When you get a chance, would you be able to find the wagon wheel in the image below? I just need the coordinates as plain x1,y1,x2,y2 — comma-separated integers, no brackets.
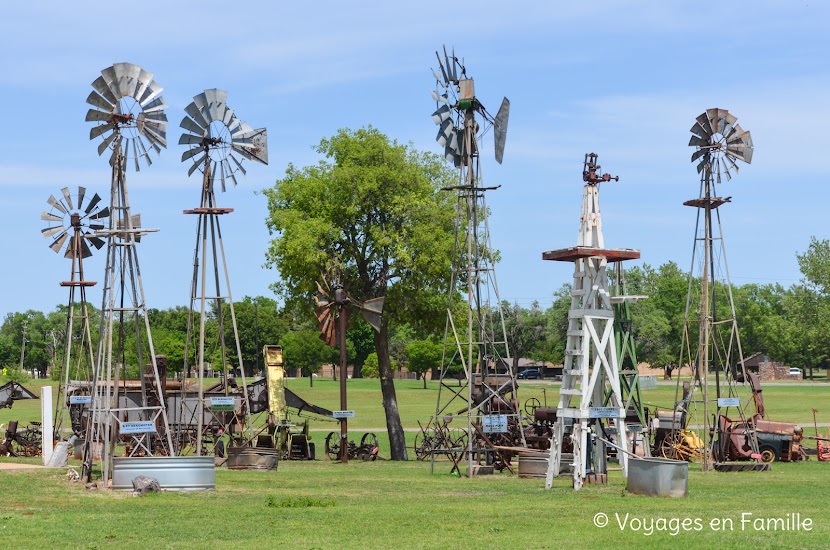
360,432,378,450
414,432,434,461
325,431,341,461
524,398,541,417
659,434,677,459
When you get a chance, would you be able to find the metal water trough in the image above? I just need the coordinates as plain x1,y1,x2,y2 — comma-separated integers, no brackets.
226,446,279,470
112,456,215,491
626,456,688,497
518,451,573,478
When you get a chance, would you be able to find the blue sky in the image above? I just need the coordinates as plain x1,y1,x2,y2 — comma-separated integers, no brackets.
1,1,828,320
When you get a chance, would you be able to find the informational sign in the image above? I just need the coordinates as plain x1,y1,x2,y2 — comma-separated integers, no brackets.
718,397,740,408
589,407,621,419
120,421,156,434
626,423,643,433
332,410,356,419
69,395,92,405
210,396,235,411
483,414,509,433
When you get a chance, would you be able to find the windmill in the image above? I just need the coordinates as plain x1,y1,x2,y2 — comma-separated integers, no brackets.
542,153,638,490
314,274,384,463
430,47,521,476
82,62,174,482
41,186,109,441
178,89,268,456
676,108,763,471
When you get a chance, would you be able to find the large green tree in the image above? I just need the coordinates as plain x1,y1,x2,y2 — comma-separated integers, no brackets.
263,127,457,460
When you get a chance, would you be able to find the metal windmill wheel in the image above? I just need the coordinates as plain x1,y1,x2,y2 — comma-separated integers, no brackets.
689,108,753,183
41,186,109,259
179,89,268,192
431,46,510,167
85,62,168,169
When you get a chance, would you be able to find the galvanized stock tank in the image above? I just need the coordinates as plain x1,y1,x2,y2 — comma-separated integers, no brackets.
112,456,215,491
626,456,688,497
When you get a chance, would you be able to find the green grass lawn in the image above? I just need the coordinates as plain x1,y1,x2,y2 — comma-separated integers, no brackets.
2,376,830,548
1,457,828,549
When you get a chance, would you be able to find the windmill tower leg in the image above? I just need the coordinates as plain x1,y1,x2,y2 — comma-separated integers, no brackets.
544,154,635,490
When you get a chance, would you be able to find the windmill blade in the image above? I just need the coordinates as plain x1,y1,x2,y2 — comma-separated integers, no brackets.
136,136,153,168
229,152,247,176
436,119,453,146
218,160,227,193
85,193,102,215
90,206,110,220
77,186,86,211
204,89,229,124
66,237,93,259
435,51,449,85
142,96,168,115
41,225,64,238
688,136,709,148
431,91,450,104
138,80,164,107
61,187,73,210
97,131,117,156
184,102,209,130
47,194,68,214
432,104,451,125
134,68,155,105
91,75,117,105
86,91,114,112
49,231,69,253
180,116,207,136
86,109,113,123
89,123,115,140
691,149,707,163
317,305,337,347
695,113,713,138
181,146,204,162
445,146,461,167
494,97,510,165
689,121,709,140
112,62,141,99
41,211,63,223
188,154,207,176
83,232,106,250
142,124,167,148
179,133,206,146
316,280,330,300
88,222,105,231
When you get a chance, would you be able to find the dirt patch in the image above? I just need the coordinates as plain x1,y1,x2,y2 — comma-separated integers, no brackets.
0,462,43,470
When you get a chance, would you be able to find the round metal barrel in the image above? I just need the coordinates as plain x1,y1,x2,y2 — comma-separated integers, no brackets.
226,446,279,471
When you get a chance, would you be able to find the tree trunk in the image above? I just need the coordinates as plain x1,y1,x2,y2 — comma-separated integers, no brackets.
375,323,408,460
423,375,427,390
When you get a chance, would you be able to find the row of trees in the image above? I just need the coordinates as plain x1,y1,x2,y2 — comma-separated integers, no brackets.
4,128,829,460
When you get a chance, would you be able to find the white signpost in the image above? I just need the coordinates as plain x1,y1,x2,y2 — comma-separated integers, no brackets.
41,386,53,466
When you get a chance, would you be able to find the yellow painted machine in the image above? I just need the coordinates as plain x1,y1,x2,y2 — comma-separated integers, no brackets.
247,345,333,460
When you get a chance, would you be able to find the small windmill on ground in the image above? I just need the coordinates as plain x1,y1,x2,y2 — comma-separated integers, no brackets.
429,47,521,476
177,88,268,456
314,272,384,463
82,62,174,482
676,108,763,472
542,153,638,490
41,187,109,440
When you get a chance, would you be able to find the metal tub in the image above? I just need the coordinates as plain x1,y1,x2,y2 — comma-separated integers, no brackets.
226,447,279,470
518,451,573,478
112,456,215,491
626,456,688,497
